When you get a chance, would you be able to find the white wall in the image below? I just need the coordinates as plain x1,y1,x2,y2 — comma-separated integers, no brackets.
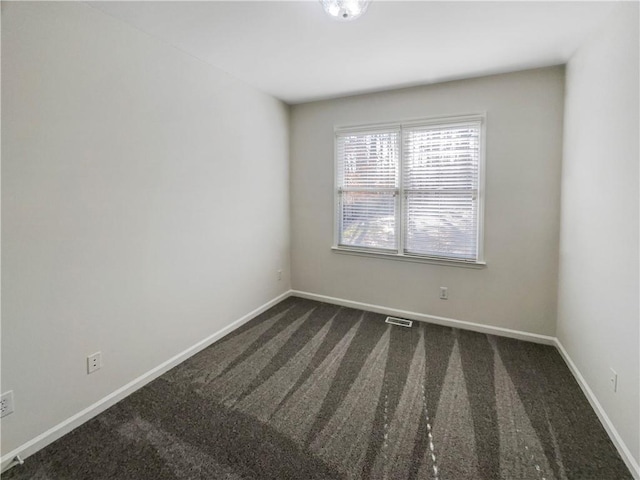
290,67,564,336
558,2,639,471
1,2,290,456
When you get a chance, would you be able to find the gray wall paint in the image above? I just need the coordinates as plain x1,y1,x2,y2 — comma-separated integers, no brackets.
1,2,290,455
290,67,564,336
558,3,639,466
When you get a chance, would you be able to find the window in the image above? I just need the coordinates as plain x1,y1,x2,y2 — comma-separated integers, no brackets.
334,115,485,265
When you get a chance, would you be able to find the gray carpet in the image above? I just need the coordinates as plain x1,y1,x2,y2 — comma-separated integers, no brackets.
3,297,633,479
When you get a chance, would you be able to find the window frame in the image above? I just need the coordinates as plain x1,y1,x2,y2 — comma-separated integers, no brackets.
332,113,487,268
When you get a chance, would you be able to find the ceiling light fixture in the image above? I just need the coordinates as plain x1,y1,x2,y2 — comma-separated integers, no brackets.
320,0,370,21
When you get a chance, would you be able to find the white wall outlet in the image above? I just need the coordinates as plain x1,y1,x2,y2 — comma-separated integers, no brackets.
277,269,282,281
609,368,618,393
439,287,449,300
87,352,102,374
1,391,15,418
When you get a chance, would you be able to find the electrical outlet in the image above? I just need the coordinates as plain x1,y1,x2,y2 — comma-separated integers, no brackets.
1,391,14,418
609,368,618,393
439,287,448,300
277,269,282,281
87,352,102,374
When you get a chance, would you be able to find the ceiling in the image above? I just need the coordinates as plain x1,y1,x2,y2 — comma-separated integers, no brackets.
90,1,617,104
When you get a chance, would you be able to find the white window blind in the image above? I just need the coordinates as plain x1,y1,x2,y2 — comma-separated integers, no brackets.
336,130,399,251
403,122,481,260
335,116,484,264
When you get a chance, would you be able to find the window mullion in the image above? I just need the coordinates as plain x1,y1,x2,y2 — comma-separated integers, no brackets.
397,127,405,254
336,189,344,247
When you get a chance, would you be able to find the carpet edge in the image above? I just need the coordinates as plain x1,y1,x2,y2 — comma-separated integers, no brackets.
555,338,640,480
0,289,295,474
291,289,638,479
290,290,556,345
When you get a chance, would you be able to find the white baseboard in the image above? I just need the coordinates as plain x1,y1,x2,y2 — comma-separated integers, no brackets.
291,290,556,345
554,339,640,480
4,289,637,480
0,290,292,473
292,290,638,478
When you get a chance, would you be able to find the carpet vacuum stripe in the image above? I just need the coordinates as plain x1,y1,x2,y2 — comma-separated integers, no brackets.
4,296,633,480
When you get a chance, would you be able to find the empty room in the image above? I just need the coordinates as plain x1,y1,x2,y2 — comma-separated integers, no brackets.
1,1,638,479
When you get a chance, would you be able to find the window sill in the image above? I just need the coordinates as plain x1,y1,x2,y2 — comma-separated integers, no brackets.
331,246,487,269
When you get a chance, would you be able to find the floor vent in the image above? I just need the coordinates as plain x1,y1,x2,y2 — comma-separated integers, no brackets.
385,316,413,328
